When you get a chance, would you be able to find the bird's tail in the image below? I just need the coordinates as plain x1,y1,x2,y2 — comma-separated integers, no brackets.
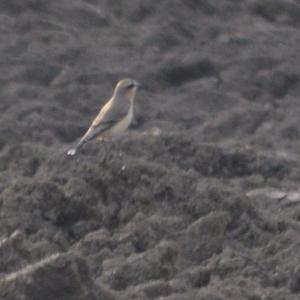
67,147,77,156
67,139,85,156
67,126,100,156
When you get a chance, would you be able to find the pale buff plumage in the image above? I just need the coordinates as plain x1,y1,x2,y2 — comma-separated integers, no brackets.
67,78,140,156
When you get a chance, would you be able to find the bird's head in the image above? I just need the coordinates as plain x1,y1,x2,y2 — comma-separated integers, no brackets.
113,78,141,103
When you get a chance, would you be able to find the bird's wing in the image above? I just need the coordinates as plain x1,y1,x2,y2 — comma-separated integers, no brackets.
91,98,129,130
73,98,129,149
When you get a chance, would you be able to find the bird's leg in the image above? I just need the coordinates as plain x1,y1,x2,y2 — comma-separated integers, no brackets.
99,139,109,162
108,138,123,158
107,139,115,161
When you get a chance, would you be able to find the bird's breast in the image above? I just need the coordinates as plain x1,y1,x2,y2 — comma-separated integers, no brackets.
110,104,134,136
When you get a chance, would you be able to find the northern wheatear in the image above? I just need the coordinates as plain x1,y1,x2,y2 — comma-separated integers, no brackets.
67,78,141,156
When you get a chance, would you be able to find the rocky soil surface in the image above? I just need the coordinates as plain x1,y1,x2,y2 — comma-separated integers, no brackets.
1,1,300,299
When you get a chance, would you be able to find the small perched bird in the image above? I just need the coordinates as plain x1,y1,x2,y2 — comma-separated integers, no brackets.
67,78,141,156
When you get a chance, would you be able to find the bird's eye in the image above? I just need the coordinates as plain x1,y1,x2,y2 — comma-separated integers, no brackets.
125,83,134,89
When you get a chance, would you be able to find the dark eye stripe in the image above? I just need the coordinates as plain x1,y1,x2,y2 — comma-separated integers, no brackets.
126,83,134,89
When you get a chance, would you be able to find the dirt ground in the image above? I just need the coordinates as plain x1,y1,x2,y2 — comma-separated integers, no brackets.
1,1,300,299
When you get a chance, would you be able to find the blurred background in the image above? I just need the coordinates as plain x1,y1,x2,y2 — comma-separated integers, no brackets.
1,1,300,299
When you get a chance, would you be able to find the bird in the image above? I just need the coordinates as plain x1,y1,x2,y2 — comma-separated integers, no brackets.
67,78,141,156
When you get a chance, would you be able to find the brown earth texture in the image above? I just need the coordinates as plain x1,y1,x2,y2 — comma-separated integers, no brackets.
1,0,300,299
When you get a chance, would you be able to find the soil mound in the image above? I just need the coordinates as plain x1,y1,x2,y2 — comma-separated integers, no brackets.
1,1,300,299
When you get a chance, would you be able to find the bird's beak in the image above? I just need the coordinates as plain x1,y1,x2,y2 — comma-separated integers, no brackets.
134,81,143,89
